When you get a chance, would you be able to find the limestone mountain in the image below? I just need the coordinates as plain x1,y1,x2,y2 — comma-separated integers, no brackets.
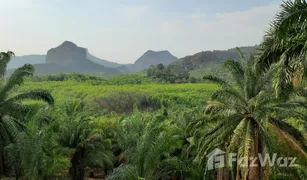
34,41,121,75
7,41,257,77
131,50,178,71
46,41,87,64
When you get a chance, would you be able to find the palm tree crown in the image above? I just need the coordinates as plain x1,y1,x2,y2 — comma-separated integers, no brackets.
259,0,307,94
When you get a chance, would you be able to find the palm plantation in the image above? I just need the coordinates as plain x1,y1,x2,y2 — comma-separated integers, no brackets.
2,0,307,179
57,101,114,180
107,111,181,180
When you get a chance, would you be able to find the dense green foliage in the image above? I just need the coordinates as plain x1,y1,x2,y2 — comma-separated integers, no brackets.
259,0,307,97
0,51,54,179
146,64,199,83
29,72,152,85
198,50,307,179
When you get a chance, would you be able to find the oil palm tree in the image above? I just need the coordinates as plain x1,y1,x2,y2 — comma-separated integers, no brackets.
5,106,70,180
0,51,54,176
259,0,307,95
193,49,307,180
57,101,114,180
107,110,182,180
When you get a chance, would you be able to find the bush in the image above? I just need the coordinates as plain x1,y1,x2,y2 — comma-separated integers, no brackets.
95,91,157,114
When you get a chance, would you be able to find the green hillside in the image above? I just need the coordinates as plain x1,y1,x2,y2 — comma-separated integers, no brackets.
167,46,258,75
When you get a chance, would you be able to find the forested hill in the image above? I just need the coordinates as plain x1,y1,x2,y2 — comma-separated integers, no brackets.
167,46,258,76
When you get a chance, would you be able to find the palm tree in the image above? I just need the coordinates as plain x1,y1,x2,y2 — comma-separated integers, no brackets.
107,110,182,180
0,51,54,176
259,0,307,95
57,101,114,180
5,106,70,180
192,49,307,180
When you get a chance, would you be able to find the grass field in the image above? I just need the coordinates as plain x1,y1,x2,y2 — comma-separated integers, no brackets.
19,81,218,108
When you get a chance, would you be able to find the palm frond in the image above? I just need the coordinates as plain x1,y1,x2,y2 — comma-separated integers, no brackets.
0,51,14,78
274,0,307,37
203,75,229,87
270,122,307,157
222,59,244,89
6,89,54,105
269,118,307,153
0,64,34,100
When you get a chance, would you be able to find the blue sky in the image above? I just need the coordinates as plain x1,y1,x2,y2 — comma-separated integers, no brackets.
1,0,281,63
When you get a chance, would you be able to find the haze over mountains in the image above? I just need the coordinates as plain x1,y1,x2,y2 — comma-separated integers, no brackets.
8,41,178,74
8,41,257,75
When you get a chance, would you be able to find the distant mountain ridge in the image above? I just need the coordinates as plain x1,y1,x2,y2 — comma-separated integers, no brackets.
8,41,178,74
7,41,257,76
8,55,45,69
166,46,258,78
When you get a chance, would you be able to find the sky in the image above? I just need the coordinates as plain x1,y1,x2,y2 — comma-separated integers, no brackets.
1,0,282,63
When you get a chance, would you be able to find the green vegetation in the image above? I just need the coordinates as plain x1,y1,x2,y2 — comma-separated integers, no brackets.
0,51,54,179
146,64,195,83
19,81,216,113
2,1,307,180
198,50,307,179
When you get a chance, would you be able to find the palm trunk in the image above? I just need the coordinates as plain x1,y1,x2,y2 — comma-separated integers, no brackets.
217,153,229,180
70,149,85,180
217,168,227,180
248,124,261,180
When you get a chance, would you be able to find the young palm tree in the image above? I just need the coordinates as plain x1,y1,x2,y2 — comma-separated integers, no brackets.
259,0,307,94
107,110,182,180
57,101,114,180
0,51,54,176
6,106,70,180
193,49,307,180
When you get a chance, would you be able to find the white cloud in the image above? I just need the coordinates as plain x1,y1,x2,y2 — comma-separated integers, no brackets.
156,4,279,58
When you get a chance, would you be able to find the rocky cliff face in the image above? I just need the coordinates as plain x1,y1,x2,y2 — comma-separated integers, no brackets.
33,41,122,75
46,41,87,64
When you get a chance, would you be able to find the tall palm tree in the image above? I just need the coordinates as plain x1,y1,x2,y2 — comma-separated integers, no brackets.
193,49,307,180
0,51,54,176
57,101,114,180
259,0,307,95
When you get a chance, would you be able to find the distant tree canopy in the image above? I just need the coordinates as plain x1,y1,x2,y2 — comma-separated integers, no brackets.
29,72,151,85
146,64,198,83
